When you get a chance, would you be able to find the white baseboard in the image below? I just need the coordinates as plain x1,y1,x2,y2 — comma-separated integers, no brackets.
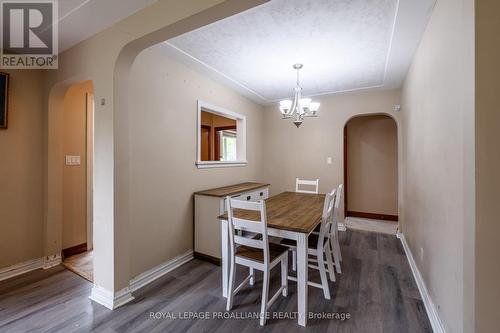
129,250,193,292
397,232,445,333
89,285,134,310
0,253,62,282
0,258,44,281
89,250,193,310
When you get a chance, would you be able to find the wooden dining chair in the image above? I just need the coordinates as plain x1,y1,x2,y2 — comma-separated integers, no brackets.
281,188,336,299
226,197,289,326
310,183,344,277
295,178,319,194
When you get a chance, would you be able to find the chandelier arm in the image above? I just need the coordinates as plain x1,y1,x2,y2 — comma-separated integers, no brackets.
288,88,298,116
289,105,294,116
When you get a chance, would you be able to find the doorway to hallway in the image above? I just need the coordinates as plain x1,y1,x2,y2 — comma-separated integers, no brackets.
344,114,398,232
60,81,95,282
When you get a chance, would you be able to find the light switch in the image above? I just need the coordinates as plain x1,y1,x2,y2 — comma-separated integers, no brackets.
65,155,81,166
327,157,333,165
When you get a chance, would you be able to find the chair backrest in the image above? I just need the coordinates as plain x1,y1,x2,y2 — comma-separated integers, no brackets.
317,188,336,250
226,197,270,263
333,184,343,223
295,178,319,194
334,184,343,209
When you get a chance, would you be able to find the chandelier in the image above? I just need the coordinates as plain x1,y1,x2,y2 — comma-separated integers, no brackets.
279,64,320,127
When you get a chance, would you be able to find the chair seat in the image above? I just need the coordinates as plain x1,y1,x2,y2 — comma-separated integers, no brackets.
280,234,321,249
236,243,288,263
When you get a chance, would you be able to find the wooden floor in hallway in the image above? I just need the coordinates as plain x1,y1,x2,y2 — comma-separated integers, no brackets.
345,217,399,235
0,230,432,333
62,251,93,282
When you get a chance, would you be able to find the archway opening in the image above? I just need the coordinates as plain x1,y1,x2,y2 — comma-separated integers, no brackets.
344,114,398,234
60,80,94,282
46,79,94,281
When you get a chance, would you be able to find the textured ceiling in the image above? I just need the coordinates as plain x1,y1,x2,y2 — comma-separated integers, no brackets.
164,0,436,104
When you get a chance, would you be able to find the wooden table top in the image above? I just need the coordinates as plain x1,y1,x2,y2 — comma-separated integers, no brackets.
218,191,325,234
194,182,270,197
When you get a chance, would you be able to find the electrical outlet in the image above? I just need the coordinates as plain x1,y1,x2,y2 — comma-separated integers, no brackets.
327,157,333,165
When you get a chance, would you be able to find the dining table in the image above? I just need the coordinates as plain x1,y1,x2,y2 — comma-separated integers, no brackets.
218,191,326,327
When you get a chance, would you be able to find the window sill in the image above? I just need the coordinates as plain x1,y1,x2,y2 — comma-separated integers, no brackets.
196,160,248,169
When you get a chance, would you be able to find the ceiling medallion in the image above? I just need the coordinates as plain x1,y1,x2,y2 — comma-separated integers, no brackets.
279,64,320,127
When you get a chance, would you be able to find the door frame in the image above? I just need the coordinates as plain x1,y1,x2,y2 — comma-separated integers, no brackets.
344,125,348,216
214,125,237,161
86,92,94,250
200,125,212,160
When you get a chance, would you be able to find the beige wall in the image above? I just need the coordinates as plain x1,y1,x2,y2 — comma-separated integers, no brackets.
475,0,500,331
400,0,475,331
127,45,265,278
262,90,401,207
346,115,398,216
62,81,93,249
0,70,45,268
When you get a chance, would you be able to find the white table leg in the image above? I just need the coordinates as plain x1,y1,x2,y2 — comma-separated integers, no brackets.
296,233,308,327
221,219,229,298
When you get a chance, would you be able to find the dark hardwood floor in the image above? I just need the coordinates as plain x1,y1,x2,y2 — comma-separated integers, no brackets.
0,230,432,333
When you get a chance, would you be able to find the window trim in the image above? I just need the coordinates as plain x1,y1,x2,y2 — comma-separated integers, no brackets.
196,100,247,169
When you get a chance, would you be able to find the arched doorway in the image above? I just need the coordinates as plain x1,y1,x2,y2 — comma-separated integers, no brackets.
46,79,94,281
344,114,398,233
59,81,95,282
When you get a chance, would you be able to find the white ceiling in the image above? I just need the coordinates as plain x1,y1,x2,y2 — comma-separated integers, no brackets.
162,0,436,104
58,0,156,52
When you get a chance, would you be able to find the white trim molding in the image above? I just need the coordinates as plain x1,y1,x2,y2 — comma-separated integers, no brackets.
196,100,247,168
89,285,134,310
196,161,248,169
89,251,194,310
0,258,44,281
397,232,446,333
129,250,193,292
0,253,62,282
